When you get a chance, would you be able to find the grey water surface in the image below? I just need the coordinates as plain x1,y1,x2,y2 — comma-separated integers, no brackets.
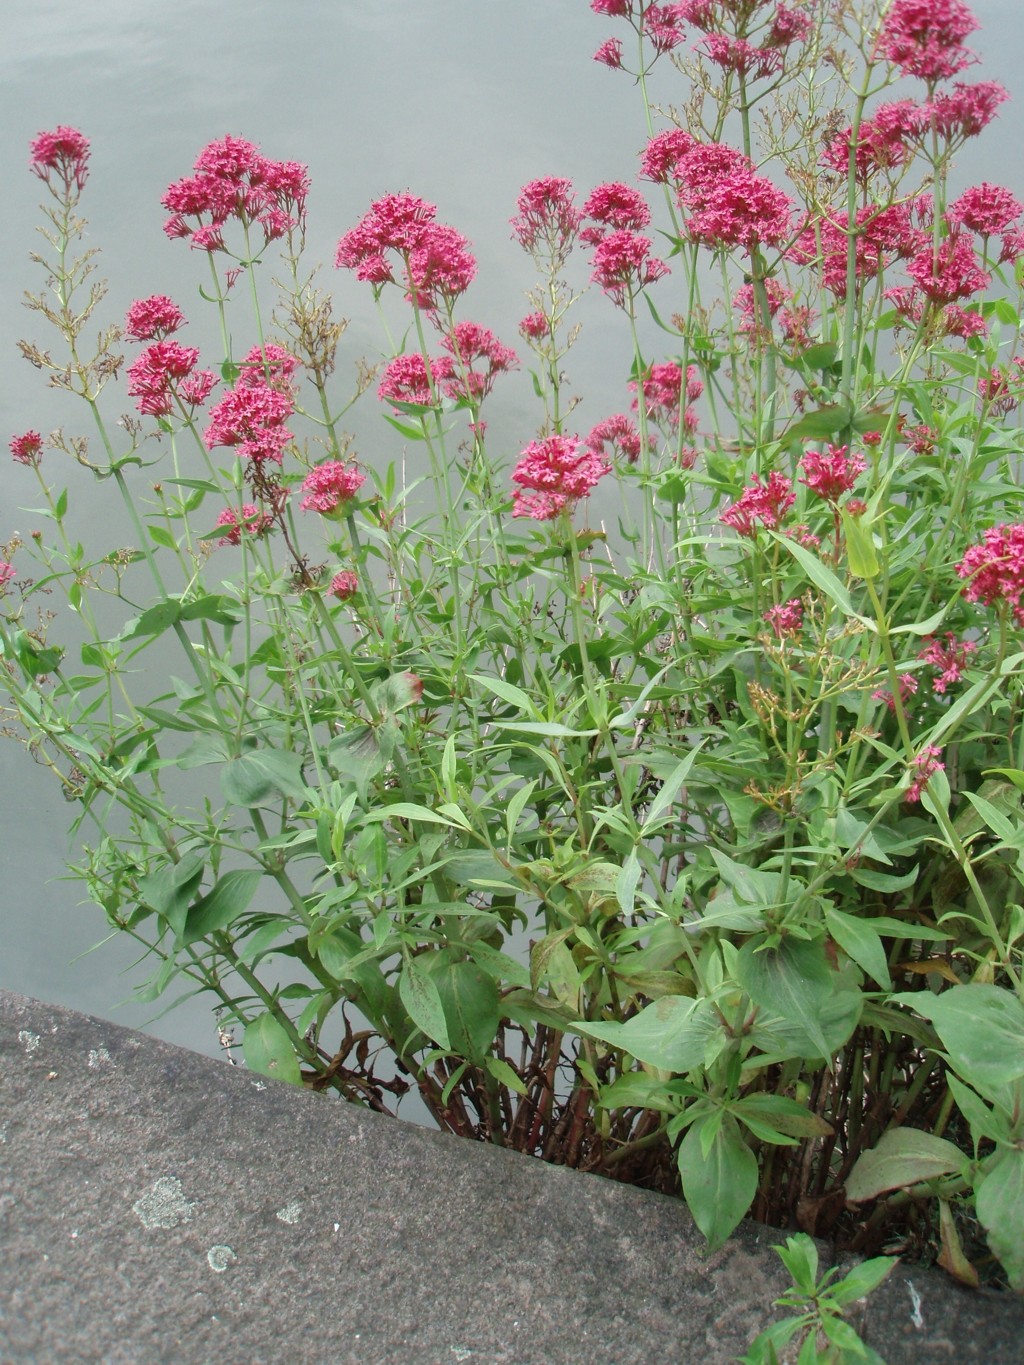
2,0,1022,1058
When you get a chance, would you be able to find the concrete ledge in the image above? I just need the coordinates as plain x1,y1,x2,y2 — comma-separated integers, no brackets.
1,990,1021,1364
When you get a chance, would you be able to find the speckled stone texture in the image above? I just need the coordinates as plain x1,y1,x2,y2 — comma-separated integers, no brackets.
1,990,1022,1364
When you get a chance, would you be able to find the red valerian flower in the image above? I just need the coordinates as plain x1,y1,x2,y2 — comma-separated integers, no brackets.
378,354,438,408
215,503,274,546
594,38,624,68
10,431,43,467
917,633,977,692
701,35,782,80
204,383,294,463
906,230,989,304
800,444,867,502
519,311,550,342
237,343,301,394
432,322,518,403
124,296,186,342
336,192,475,309
299,461,365,516
873,673,919,713
764,599,804,637
948,183,1023,236
0,561,15,589
675,143,795,250
580,183,652,245
589,230,670,302
877,0,978,82
329,570,359,602
820,102,919,181
511,178,582,264
639,130,697,189
126,341,202,417
957,523,1024,620
29,126,90,192
591,0,631,14
162,135,309,252
720,472,795,537
511,434,609,520
586,414,646,464
643,3,688,54
630,361,702,434
919,81,1008,141
906,746,944,803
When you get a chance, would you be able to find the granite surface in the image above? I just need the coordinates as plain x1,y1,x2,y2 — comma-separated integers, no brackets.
2,990,1022,1364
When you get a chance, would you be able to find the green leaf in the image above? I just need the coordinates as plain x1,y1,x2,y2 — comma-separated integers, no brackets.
841,506,879,579
120,601,182,640
484,1054,528,1096
468,940,531,990
845,1127,968,1202
242,1011,302,1085
677,1112,758,1249
436,960,499,1062
329,724,384,799
148,524,178,551
179,593,242,626
732,1094,833,1142
576,996,720,1073
770,532,861,619
364,801,468,827
783,403,853,442
827,1255,898,1308
896,984,1024,1094
976,1148,1024,1290
399,955,451,1049
222,748,307,806
735,937,836,1061
826,906,892,989
183,868,261,943
470,673,537,715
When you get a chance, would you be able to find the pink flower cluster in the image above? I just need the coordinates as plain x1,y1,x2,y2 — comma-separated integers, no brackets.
674,142,795,251
800,444,867,503
720,472,795,537
511,178,582,265
378,354,436,408
215,504,274,546
590,2,687,66
917,633,976,693
29,126,90,193
237,343,301,395
330,570,359,602
586,414,646,465
10,432,43,467
957,524,1024,621
433,323,519,404
906,746,945,803
511,434,609,520
764,599,804,638
124,296,186,342
126,340,215,418
300,461,365,516
873,673,919,714
735,279,815,349
630,361,702,436
790,202,917,298
590,230,670,303
0,561,16,589
877,0,978,83
579,180,667,302
336,192,475,311
162,135,309,252
205,382,294,463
